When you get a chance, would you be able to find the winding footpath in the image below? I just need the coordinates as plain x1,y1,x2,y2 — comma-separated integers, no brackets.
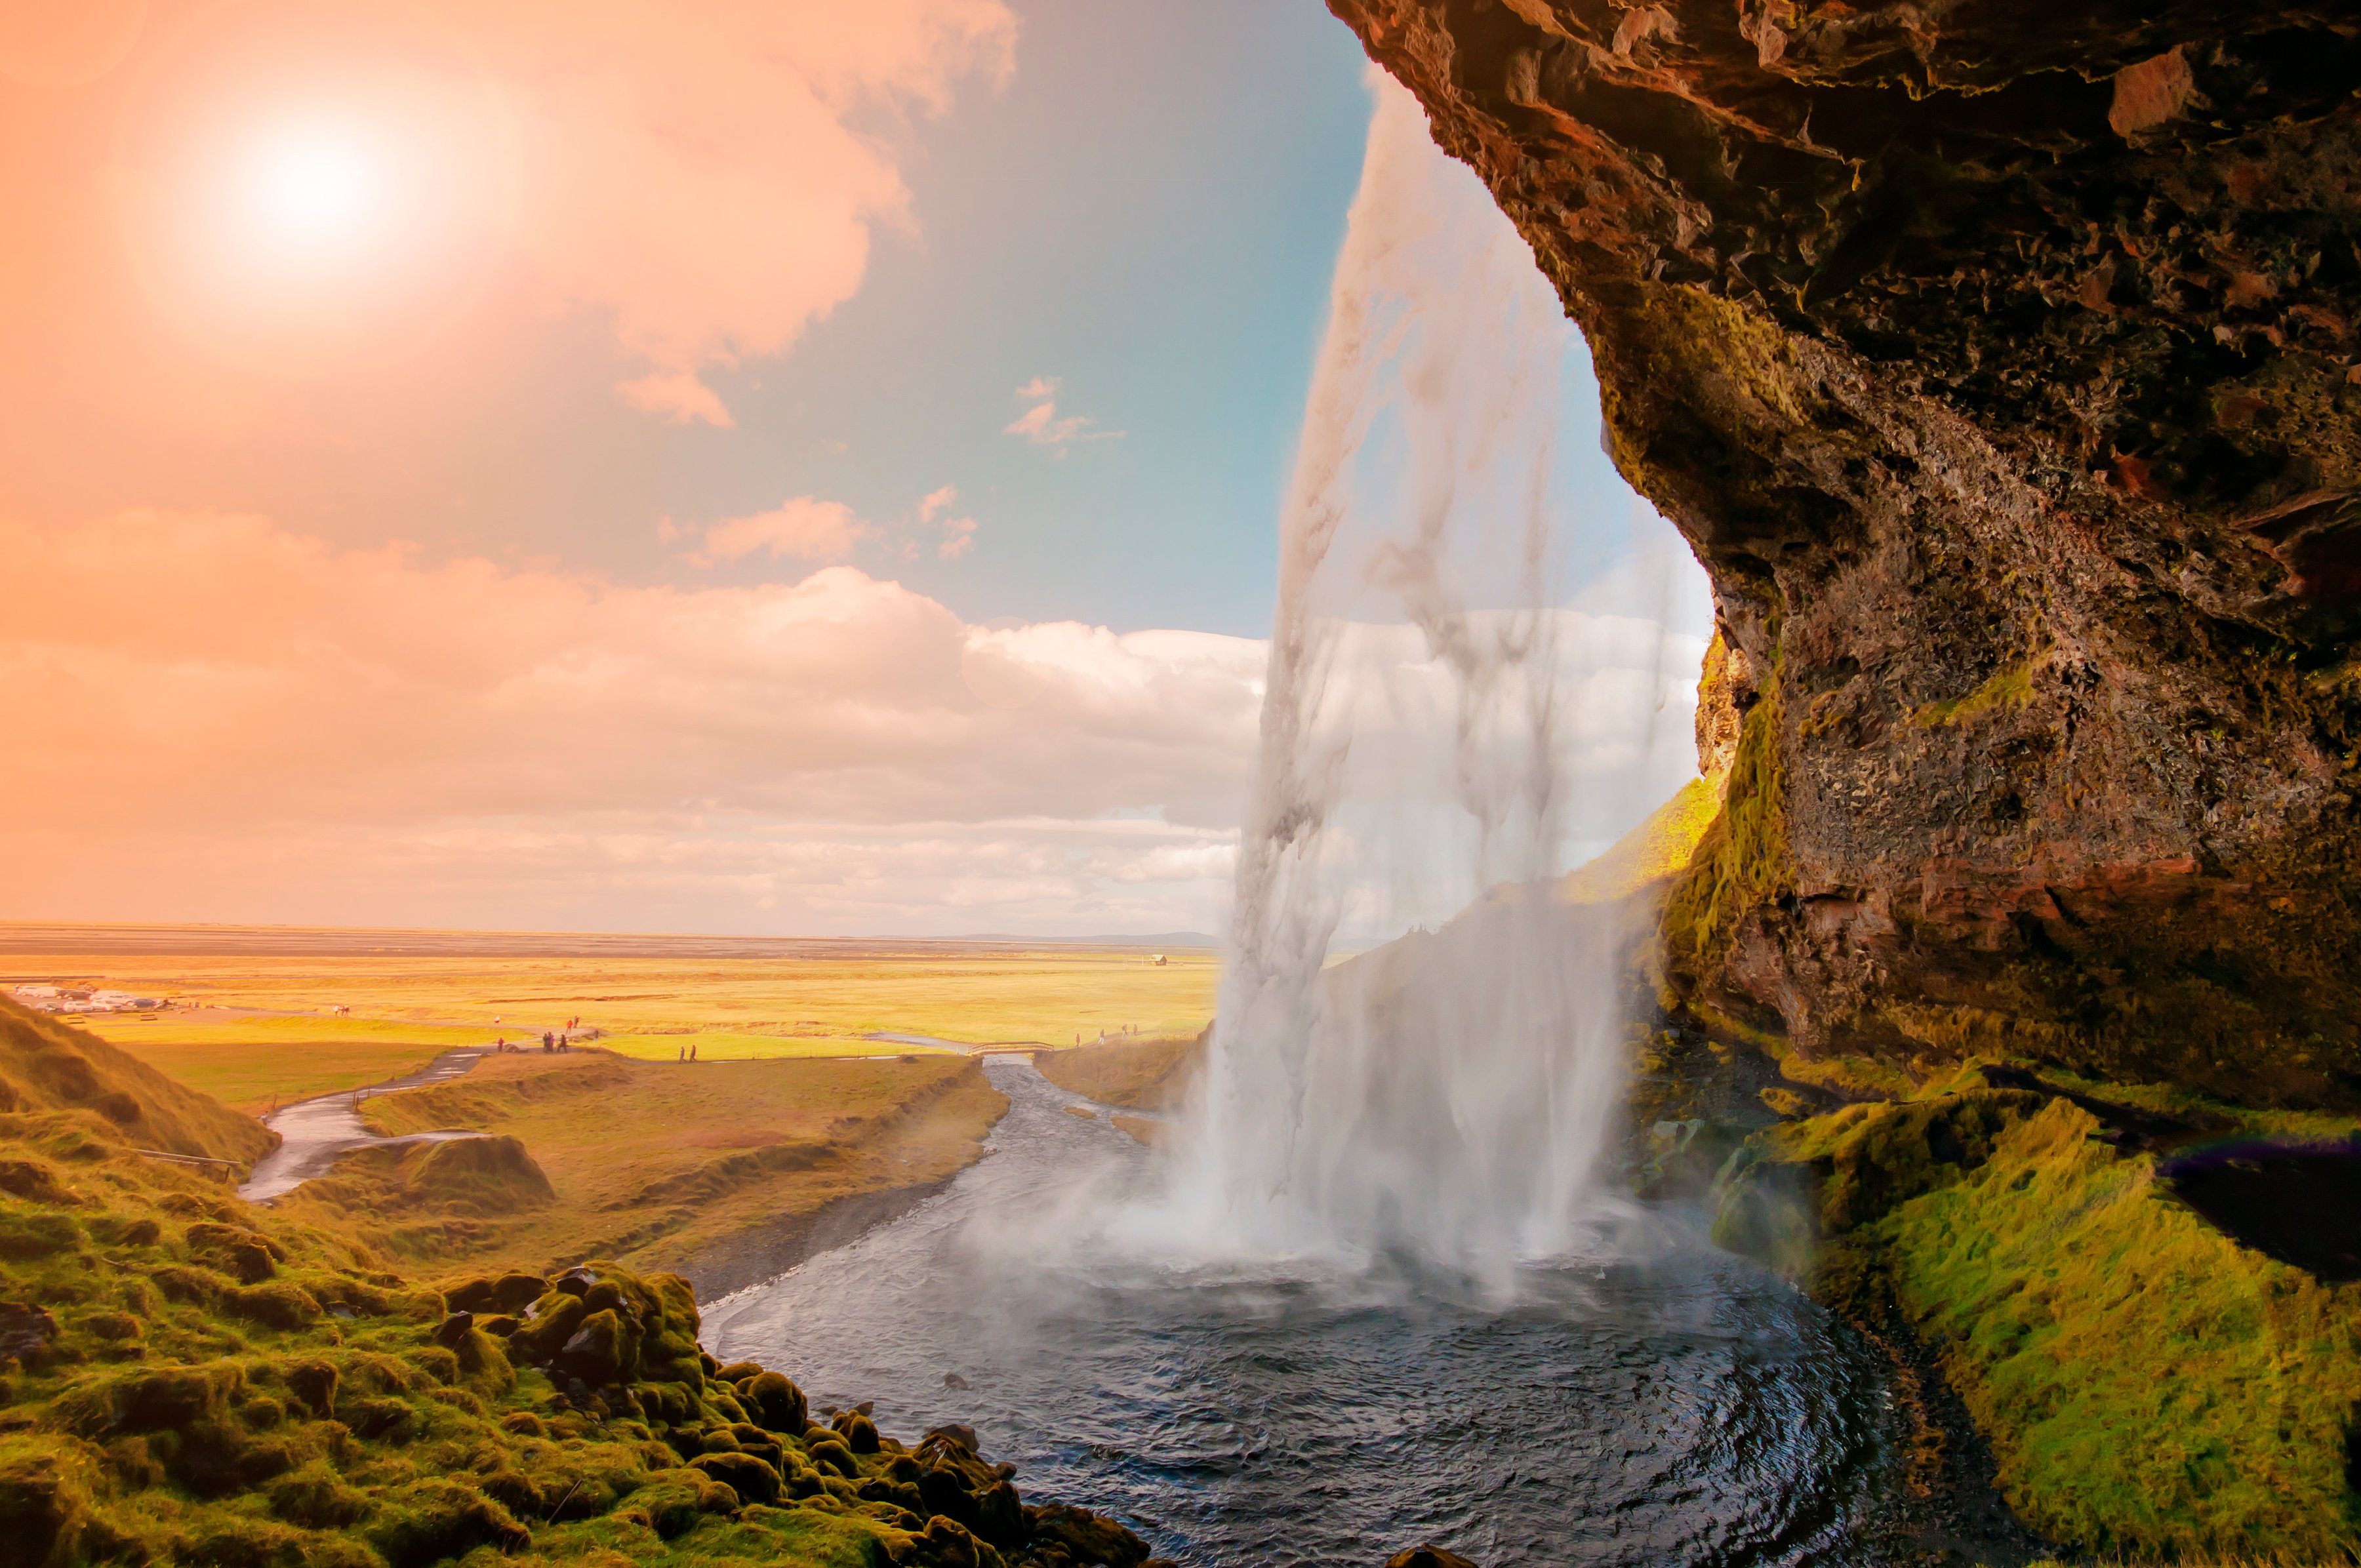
238,1047,490,1203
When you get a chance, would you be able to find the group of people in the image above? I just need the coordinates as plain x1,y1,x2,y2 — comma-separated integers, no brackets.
490,1018,582,1055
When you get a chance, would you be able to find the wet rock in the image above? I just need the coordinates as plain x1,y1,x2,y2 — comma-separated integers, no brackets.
1025,1502,1151,1568
1385,1548,1478,1568
833,1408,881,1454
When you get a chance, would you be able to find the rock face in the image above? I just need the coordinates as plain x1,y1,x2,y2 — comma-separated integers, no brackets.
1328,0,2361,1104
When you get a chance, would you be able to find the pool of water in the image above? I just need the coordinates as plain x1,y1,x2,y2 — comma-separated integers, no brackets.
702,1058,1929,1567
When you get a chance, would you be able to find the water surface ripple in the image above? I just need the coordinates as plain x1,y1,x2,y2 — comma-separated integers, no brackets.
703,1058,1912,1567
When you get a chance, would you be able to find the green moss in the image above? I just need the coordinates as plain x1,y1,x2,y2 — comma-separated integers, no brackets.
1911,655,2042,727
1662,668,1790,983
1723,1079,2361,1559
1880,1100,2361,1558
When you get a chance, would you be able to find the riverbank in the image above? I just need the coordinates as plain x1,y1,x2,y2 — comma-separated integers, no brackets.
238,1046,490,1201
272,1047,1009,1285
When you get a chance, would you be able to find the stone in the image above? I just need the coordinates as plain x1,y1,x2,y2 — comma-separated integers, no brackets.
832,1408,881,1454
1025,1502,1150,1568
1385,1549,1479,1568
554,1308,632,1387
741,1369,808,1434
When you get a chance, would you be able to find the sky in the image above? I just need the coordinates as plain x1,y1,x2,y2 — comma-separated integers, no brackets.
0,0,1708,938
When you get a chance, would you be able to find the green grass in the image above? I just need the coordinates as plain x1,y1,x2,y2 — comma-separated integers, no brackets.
1559,774,1724,906
593,1032,954,1063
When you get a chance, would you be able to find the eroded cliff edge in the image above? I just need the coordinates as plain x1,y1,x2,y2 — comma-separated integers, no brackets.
1329,0,2361,1105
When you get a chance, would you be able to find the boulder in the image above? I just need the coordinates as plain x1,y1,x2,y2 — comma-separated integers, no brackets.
688,1450,783,1506
1025,1503,1150,1568
740,1369,808,1434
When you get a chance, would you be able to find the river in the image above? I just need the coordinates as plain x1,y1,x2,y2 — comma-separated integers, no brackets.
702,1056,1950,1567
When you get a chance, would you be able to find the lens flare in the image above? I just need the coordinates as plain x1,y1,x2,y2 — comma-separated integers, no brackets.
249,129,379,250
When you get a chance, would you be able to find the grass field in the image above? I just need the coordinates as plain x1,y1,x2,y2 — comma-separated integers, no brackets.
85,1015,496,1112
18,944,1219,1103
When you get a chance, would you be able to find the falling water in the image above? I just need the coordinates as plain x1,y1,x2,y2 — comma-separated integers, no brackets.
1162,78,1682,1283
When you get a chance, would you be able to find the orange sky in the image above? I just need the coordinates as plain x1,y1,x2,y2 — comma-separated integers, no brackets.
0,2,1707,937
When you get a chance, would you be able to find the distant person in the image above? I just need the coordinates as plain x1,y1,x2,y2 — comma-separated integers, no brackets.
690,1043,698,1062
677,1045,685,1063
542,1030,554,1053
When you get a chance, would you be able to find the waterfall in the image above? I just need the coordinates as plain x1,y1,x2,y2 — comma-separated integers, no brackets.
1156,77,1695,1285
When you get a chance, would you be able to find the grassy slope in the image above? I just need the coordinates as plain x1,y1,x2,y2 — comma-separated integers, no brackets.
1560,774,1723,906
279,1051,1007,1282
1887,1100,2361,1558
1712,1065,2361,1558
1033,1031,1203,1111
0,1001,273,1167
0,1009,1139,1568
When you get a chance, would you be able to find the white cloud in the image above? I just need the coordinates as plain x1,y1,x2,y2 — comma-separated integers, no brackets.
1004,376,1120,450
690,496,870,565
0,510,1262,935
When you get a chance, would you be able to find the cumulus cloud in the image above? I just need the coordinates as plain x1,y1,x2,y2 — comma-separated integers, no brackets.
0,510,1261,934
447,1,1018,415
690,496,872,566
1004,376,1120,450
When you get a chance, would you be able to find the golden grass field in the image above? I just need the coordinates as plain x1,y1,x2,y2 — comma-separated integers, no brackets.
16,946,1218,1106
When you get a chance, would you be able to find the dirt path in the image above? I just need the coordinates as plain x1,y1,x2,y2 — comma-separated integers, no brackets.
239,1047,489,1202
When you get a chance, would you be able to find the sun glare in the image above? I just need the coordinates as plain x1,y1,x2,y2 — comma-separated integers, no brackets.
250,129,380,249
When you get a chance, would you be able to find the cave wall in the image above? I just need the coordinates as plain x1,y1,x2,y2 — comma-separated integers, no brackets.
1327,0,2361,1104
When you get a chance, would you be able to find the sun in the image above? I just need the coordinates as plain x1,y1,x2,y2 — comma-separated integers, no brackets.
247,126,381,251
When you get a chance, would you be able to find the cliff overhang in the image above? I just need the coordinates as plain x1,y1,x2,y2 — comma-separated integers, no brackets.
1331,0,2361,1106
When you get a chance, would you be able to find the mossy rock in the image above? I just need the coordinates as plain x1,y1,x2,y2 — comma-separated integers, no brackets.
0,1436,95,1568
226,1283,325,1331
1710,1087,2046,1272
738,1370,807,1435
689,1449,783,1506
363,1478,530,1568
